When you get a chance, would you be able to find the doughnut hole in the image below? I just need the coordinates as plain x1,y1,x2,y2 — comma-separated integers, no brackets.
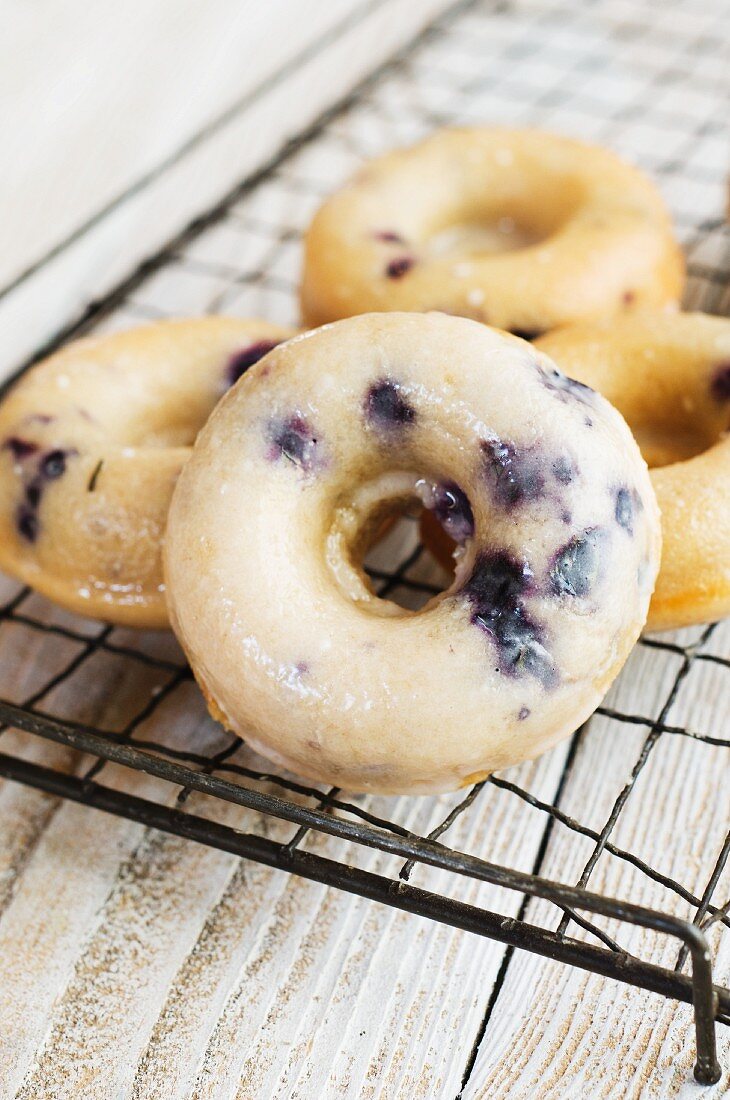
571,356,727,468
535,311,730,632
124,404,213,449
0,317,292,626
107,380,233,449
421,176,584,262
535,319,730,468
419,507,458,578
326,474,468,614
425,217,546,259
413,158,586,264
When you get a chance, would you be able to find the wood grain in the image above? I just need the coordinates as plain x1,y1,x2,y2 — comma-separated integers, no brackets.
463,623,730,1099
0,0,728,1094
0,705,570,1097
5,618,726,1097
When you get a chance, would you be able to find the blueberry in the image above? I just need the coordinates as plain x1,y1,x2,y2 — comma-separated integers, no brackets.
511,328,542,342
481,437,545,508
365,379,416,429
25,479,42,508
3,437,38,460
429,481,474,542
16,504,38,542
41,449,68,479
615,488,633,532
374,230,405,244
385,256,414,279
550,529,603,598
518,706,530,720
552,454,575,485
614,486,644,535
539,365,596,407
465,550,533,612
268,415,319,472
497,615,556,685
710,362,730,402
463,551,557,687
226,340,280,387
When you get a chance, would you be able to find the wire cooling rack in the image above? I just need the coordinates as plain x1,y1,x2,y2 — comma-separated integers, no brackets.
0,0,729,1089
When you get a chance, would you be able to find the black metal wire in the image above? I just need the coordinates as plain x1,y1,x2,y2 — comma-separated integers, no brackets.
0,0,728,1086
553,625,718,941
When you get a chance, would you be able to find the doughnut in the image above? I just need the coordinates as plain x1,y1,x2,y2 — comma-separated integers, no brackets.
534,312,730,632
0,317,293,627
300,128,684,335
164,312,661,795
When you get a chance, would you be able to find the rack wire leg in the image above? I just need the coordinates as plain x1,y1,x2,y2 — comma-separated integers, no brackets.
691,940,721,1085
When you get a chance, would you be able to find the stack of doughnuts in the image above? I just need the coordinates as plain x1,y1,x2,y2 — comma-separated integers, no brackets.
1,127,726,793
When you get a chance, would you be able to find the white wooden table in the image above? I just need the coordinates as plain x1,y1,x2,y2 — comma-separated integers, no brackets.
0,1,729,1097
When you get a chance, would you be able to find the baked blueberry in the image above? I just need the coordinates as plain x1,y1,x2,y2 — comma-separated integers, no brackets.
465,550,533,610
365,379,416,429
25,479,42,508
615,487,633,532
269,415,319,472
464,551,556,686
429,481,474,542
41,449,69,479
481,437,544,508
226,340,281,387
3,437,38,460
614,486,641,534
385,256,414,279
497,616,556,686
710,362,730,402
16,504,38,542
552,454,575,485
539,364,596,407
550,529,603,598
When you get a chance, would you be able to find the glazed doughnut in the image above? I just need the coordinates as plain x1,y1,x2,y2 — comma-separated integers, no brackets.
165,313,660,795
300,128,684,335
534,312,730,631
0,317,293,626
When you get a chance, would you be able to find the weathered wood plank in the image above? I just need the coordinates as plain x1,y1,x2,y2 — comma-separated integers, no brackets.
0,0,728,1094
0,525,571,1099
3,729,569,1098
463,622,730,1099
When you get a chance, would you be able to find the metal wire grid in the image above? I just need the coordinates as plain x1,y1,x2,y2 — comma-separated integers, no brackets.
0,0,729,1087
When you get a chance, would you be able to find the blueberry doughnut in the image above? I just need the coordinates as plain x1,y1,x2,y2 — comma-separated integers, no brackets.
300,128,684,335
535,312,730,631
0,317,293,626
165,313,660,794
